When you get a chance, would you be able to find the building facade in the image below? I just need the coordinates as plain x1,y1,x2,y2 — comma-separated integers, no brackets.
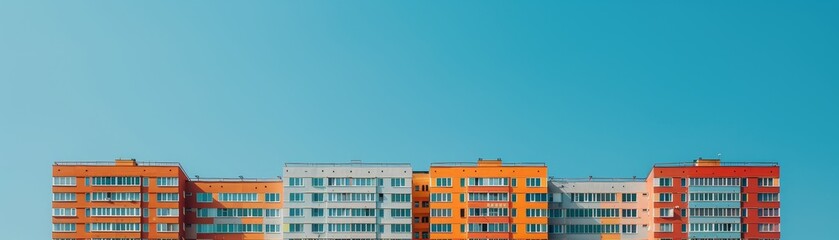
52,159,188,240
428,159,549,240
412,171,431,240
649,159,781,240
548,178,652,240
281,161,413,240
184,178,284,240
52,158,780,240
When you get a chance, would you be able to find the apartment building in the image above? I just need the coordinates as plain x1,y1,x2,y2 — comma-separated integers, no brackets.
281,161,413,240
412,171,431,240
53,157,780,240
184,178,283,240
548,178,652,240
428,159,549,240
52,159,188,240
649,159,781,240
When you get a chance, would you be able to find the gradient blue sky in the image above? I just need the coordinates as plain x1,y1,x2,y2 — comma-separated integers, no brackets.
1,0,836,238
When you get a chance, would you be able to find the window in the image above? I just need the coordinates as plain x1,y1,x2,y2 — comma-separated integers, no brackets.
688,192,740,201
53,193,76,202
312,193,324,202
658,193,672,202
288,208,304,217
564,208,620,218
431,193,452,202
468,192,508,201
525,193,548,202
392,193,411,202
53,177,76,186
88,208,141,217
218,193,257,202
312,178,324,187
758,178,777,187
90,192,141,201
311,223,324,232
526,209,547,217
688,177,742,186
391,209,411,217
156,177,178,187
622,209,637,218
156,193,179,202
53,223,76,232
467,177,509,186
391,178,407,187
570,193,616,202
156,208,179,217
659,208,674,217
689,223,741,232
312,208,324,217
90,177,141,186
88,223,141,232
435,178,452,187
526,178,542,187
563,224,620,233
327,223,377,232
392,224,411,233
431,208,453,217
266,224,282,233
688,208,741,217
52,208,76,217
654,178,672,187
621,193,637,202
759,223,780,232
326,177,375,186
287,178,304,187
758,193,780,202
286,224,303,232
266,209,281,217
658,223,673,232
466,223,510,232
197,193,213,202
430,224,452,233
288,193,304,202
197,224,263,233
757,208,780,217
327,193,375,202
157,223,179,232
622,224,637,233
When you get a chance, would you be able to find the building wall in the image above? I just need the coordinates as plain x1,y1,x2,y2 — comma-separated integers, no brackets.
52,159,187,240
52,158,781,240
428,159,549,240
281,162,413,240
184,180,284,240
548,179,652,240
412,171,430,240
649,160,781,240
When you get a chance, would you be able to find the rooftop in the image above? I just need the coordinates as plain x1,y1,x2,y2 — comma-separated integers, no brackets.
551,177,647,182
431,158,545,167
654,158,778,167
285,160,411,167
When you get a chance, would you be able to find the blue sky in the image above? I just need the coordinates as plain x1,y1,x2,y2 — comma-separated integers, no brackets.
1,0,836,238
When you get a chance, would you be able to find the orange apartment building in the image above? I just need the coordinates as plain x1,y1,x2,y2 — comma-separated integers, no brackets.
184,178,283,240
427,159,549,240
52,159,188,240
412,171,431,240
52,159,283,240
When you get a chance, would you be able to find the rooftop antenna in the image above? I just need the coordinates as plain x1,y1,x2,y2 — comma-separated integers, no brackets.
194,175,199,181
717,153,723,159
